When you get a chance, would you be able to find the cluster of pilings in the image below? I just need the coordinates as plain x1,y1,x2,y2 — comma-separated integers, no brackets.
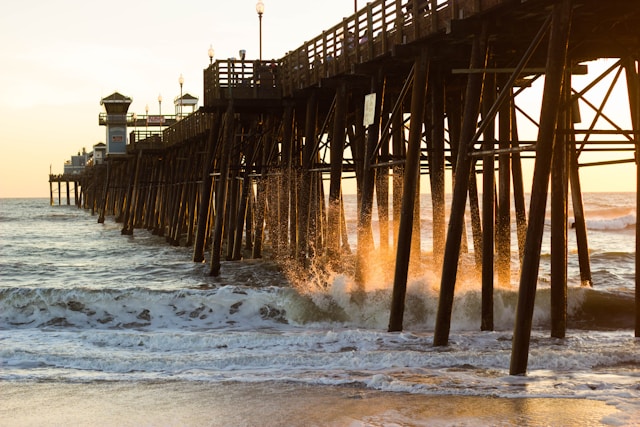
61,0,640,374
48,175,79,207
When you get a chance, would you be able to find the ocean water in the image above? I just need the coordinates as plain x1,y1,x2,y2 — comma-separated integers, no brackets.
1,195,639,425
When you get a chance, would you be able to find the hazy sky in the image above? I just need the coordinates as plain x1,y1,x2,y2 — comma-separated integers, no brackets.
0,0,636,198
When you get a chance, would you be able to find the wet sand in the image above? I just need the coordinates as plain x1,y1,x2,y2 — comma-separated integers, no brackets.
0,380,622,426
0,382,617,427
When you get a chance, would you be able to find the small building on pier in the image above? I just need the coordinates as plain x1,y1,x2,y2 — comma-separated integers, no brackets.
63,148,90,175
93,142,106,165
174,93,199,117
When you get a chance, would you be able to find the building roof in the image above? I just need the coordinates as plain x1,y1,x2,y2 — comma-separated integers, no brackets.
101,92,132,114
174,93,199,106
100,92,132,105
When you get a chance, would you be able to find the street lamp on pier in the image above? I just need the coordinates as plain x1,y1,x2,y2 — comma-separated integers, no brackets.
256,0,264,62
239,49,246,83
132,112,137,139
208,45,215,65
145,104,149,134
178,74,184,119
158,94,162,128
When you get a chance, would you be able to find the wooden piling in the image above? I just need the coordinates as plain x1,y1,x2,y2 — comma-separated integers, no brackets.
193,118,221,263
297,90,319,264
568,130,592,287
434,26,488,345
445,87,469,256
355,75,380,290
468,160,483,269
226,165,240,258
389,50,429,332
210,104,235,276
121,151,141,235
252,123,267,259
233,127,256,261
511,0,572,375
375,73,390,256
153,158,168,236
510,103,528,264
497,86,512,286
624,57,640,337
481,72,496,332
327,82,348,261
550,75,569,339
133,154,149,232
429,65,446,267
391,95,405,251
279,103,294,259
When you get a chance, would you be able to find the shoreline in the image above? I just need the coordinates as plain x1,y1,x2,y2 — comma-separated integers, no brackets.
0,380,623,426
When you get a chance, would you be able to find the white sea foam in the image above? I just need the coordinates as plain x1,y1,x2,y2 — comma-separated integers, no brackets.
4,273,624,332
585,214,636,231
2,324,639,406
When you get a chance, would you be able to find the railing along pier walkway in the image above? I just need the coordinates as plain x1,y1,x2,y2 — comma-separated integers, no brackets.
65,0,640,374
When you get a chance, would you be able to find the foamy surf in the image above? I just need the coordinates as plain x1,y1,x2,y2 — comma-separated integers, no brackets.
2,197,639,425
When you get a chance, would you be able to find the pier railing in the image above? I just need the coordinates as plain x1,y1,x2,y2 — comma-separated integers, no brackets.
98,112,213,149
163,109,213,146
199,0,510,101
279,0,507,95
99,112,178,128
203,59,280,106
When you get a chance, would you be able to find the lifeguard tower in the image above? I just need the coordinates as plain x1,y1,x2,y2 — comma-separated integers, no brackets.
99,92,132,154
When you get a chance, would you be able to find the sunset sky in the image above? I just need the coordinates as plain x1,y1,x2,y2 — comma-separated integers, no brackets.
0,0,636,198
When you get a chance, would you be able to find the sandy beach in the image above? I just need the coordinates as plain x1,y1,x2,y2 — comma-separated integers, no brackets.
0,380,625,427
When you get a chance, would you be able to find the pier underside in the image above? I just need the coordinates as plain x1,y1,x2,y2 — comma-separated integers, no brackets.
58,0,640,374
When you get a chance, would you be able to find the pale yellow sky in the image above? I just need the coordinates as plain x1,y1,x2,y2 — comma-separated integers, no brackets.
0,1,636,198
0,0,355,198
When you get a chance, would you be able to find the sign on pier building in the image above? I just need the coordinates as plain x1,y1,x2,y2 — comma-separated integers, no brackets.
99,92,132,155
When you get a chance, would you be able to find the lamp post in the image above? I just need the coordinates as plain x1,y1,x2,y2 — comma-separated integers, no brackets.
256,0,264,62
158,94,162,129
239,49,246,84
178,74,184,119
132,112,137,142
145,104,149,134
208,45,215,65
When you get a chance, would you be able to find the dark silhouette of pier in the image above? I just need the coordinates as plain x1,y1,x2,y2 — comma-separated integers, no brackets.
50,0,640,374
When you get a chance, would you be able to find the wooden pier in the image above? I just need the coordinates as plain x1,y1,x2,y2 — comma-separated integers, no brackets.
52,0,640,374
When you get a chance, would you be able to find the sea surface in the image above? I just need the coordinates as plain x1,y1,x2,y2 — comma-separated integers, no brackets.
1,195,639,425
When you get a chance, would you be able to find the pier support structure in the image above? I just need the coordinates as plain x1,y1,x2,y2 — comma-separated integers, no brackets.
58,0,640,376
